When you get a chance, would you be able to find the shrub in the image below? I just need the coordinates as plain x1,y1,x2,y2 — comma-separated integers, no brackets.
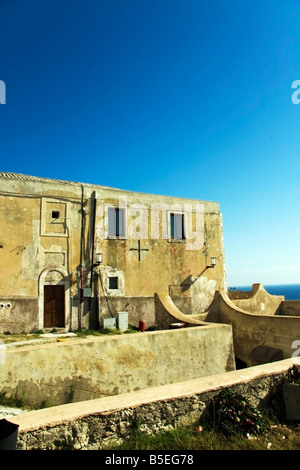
210,389,267,436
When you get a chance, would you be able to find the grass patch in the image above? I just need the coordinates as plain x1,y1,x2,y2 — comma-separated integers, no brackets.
0,332,40,343
0,325,140,344
0,391,28,410
73,325,139,337
106,417,300,451
0,391,53,411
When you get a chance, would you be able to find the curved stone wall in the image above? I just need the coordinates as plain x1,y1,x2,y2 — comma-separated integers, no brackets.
205,288,300,365
229,283,284,315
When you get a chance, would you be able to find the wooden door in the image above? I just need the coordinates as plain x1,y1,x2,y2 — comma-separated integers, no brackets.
44,285,65,328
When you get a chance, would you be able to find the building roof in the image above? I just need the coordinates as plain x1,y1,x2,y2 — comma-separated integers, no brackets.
0,172,219,205
0,172,119,190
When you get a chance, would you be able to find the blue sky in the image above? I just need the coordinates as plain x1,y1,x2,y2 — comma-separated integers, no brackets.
1,0,300,286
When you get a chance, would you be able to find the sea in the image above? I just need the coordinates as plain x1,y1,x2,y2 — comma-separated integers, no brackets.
228,284,300,301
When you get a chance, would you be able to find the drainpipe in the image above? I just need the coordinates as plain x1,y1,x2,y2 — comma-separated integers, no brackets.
90,191,98,318
90,191,97,288
80,267,84,302
80,185,85,304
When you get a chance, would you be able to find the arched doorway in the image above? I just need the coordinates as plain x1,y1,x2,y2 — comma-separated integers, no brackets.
39,268,70,330
44,284,65,328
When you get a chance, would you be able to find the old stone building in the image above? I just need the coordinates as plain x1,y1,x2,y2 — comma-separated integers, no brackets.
0,172,227,333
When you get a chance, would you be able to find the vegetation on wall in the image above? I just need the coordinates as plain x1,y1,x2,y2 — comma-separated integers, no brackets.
208,388,267,436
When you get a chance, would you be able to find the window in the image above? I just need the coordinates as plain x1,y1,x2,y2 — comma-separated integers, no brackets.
41,199,68,237
170,213,185,240
52,211,60,219
109,277,118,290
108,207,126,237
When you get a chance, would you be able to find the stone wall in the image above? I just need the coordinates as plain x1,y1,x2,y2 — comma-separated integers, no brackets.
206,289,300,365
0,325,235,407
99,296,155,329
10,358,300,450
230,283,284,315
0,297,39,333
279,301,300,317
228,290,252,300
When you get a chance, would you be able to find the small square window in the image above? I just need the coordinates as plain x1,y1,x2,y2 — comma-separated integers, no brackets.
109,277,118,289
52,211,60,219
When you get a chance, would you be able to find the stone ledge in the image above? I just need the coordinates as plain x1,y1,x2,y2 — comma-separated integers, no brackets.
10,357,300,434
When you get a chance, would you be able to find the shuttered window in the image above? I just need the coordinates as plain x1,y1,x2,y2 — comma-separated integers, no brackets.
170,213,185,240
108,207,126,237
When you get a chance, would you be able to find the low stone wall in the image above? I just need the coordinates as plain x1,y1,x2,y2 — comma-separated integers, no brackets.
0,297,39,334
99,294,193,330
228,290,253,300
230,283,284,315
279,301,300,317
0,325,235,407
99,296,155,329
206,290,300,365
10,358,300,450
154,292,207,328
0,294,192,334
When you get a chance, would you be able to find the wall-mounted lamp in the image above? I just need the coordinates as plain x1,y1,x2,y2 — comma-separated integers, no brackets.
93,253,103,267
207,256,216,268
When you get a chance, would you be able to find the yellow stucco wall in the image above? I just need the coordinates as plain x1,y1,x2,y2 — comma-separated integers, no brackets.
0,325,235,406
0,173,227,332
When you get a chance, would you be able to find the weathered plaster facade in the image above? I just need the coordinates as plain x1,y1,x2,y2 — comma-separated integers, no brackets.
0,173,227,333
0,326,235,407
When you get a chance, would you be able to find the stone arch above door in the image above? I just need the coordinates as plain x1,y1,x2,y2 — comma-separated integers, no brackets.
44,269,64,284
